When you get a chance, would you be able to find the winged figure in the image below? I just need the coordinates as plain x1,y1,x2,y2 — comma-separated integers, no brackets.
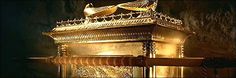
83,0,158,17
117,0,158,11
84,3,117,17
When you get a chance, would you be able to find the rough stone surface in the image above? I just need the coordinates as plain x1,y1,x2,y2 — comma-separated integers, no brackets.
1,0,235,77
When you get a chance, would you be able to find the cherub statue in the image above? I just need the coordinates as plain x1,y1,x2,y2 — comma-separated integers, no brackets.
84,0,158,17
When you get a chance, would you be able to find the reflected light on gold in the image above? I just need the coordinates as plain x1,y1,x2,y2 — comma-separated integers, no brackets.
154,43,180,77
157,44,177,57
97,44,117,55
173,38,181,44
156,66,169,77
84,9,96,15
97,51,115,55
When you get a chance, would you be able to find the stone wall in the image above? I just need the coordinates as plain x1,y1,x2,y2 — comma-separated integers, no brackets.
1,0,235,77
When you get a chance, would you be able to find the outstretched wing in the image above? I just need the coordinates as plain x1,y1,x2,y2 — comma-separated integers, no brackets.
84,4,117,17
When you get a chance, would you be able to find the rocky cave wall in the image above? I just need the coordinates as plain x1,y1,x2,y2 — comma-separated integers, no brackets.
1,0,235,77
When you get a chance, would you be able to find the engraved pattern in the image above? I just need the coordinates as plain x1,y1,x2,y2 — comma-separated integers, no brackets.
45,25,188,44
71,66,132,78
53,12,184,32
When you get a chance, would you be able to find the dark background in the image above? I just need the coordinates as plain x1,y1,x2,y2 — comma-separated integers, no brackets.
1,0,236,78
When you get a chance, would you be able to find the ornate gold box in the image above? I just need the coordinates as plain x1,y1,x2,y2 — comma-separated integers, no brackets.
43,10,192,77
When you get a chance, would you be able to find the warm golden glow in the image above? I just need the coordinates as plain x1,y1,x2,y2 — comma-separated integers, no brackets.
84,8,97,15
84,4,117,17
72,66,132,77
172,38,181,44
117,0,158,12
96,44,125,55
40,0,189,77
97,51,115,55
156,66,168,77
156,44,177,57
155,66,176,77
154,43,181,77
